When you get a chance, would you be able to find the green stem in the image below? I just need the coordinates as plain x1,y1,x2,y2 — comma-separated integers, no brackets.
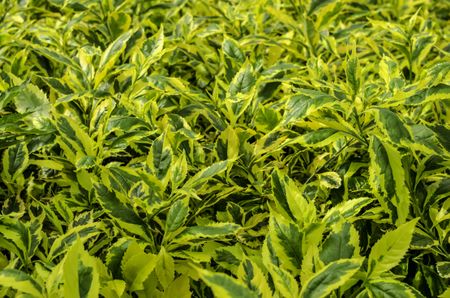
353,107,369,146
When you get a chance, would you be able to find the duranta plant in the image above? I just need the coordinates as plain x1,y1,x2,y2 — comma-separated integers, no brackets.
0,0,449,297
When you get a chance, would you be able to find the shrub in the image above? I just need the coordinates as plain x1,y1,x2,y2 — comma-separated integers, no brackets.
0,0,449,297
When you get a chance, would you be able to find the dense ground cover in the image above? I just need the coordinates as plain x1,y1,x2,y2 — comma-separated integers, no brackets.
0,0,449,297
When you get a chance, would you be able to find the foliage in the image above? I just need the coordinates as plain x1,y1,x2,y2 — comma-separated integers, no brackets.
0,0,449,297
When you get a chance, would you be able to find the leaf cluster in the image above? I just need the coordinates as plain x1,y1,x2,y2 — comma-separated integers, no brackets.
0,0,449,297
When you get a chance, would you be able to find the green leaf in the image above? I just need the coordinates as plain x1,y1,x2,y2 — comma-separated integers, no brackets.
296,128,342,147
163,275,191,298
223,37,245,63
367,279,425,298
1,142,29,182
406,84,450,105
165,197,189,232
29,159,64,171
367,219,419,278
55,114,96,162
436,262,450,279
177,223,240,240
216,126,240,160
268,214,303,273
108,12,132,38
411,34,436,72
346,54,361,96
285,176,317,226
0,269,43,297
121,243,157,291
100,280,126,298
142,26,164,56
265,263,298,298
375,108,411,143
213,245,244,272
229,62,255,96
171,153,188,189
149,134,172,180
94,31,132,88
271,170,316,226
76,156,96,170
89,98,115,134
410,230,437,249
139,26,165,77
410,124,443,154
369,136,411,225
309,0,335,14
94,184,149,239
198,269,258,298
262,235,299,298
155,247,175,289
271,170,294,220
300,258,362,298
323,197,373,225
439,288,450,298
237,258,272,298
31,46,81,72
424,62,450,85
0,217,41,264
62,240,99,298
254,105,281,132
283,90,337,124
183,160,229,189
12,83,50,116
320,222,359,264
106,238,131,280
379,56,401,88
102,166,140,195
318,171,342,189
48,223,101,260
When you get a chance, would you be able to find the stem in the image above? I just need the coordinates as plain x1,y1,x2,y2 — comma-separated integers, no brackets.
352,107,369,146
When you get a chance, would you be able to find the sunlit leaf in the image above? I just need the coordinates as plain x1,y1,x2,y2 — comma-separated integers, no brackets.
367,219,419,278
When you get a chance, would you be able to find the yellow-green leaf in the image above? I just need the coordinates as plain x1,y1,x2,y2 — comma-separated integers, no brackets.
369,136,411,225
367,219,419,278
94,31,132,88
0,269,43,297
300,258,362,298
